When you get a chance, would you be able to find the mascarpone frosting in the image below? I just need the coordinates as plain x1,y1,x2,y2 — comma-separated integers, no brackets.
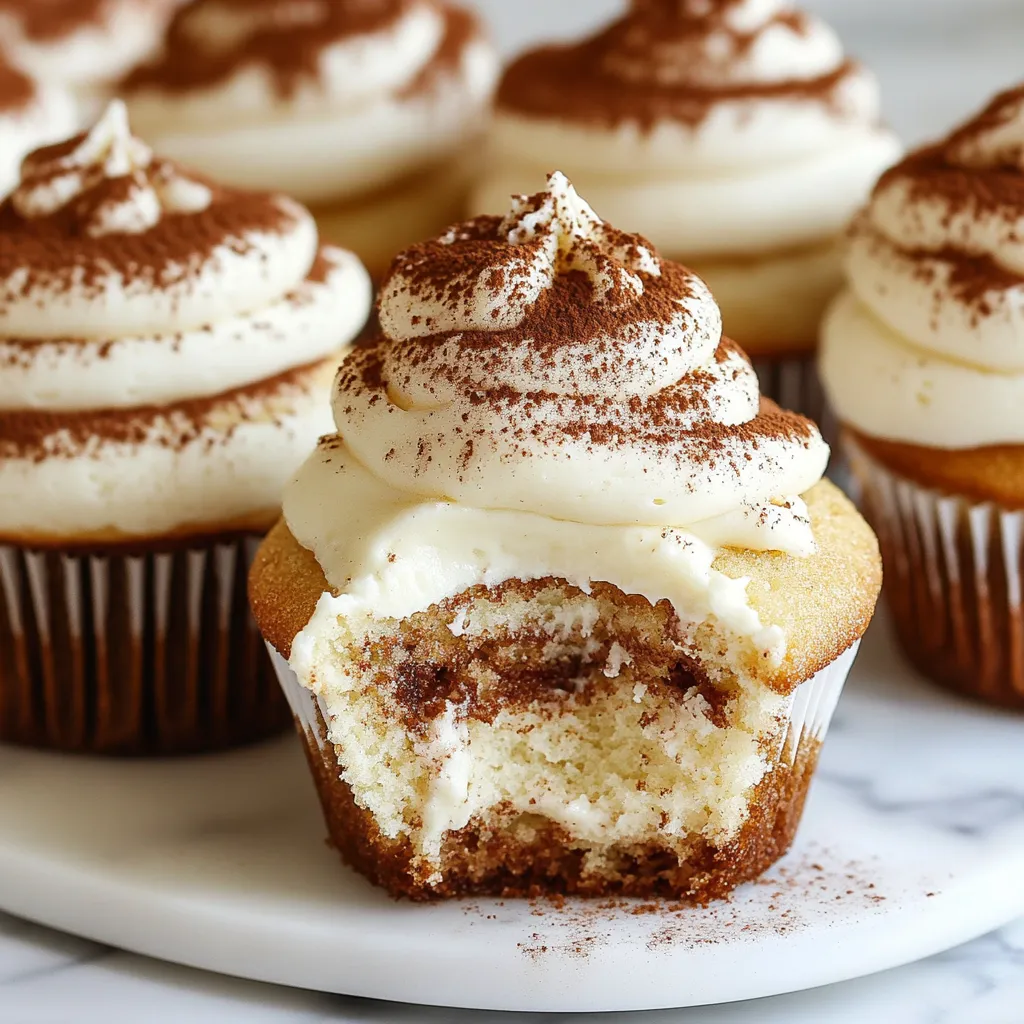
0,101,372,541
285,173,828,670
472,0,899,261
123,0,499,207
821,85,1024,448
0,57,77,198
0,0,178,92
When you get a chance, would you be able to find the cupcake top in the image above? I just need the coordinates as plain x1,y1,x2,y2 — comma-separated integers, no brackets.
0,0,177,91
0,101,372,544
821,85,1024,449
123,0,499,207
284,173,828,671
475,0,900,258
0,49,77,196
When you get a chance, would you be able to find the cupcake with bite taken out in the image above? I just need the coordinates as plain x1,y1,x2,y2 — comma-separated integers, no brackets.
822,85,1024,708
122,0,499,279
471,0,900,435
250,172,881,900
0,101,372,754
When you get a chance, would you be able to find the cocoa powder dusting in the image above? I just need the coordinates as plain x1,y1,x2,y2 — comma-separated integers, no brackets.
357,207,816,483
125,0,481,101
461,844,895,961
497,0,862,132
0,154,295,302
873,85,1024,311
0,359,325,461
0,0,122,41
0,53,34,113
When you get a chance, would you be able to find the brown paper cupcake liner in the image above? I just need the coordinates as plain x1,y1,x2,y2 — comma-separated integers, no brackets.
268,641,857,899
849,439,1024,707
0,536,290,755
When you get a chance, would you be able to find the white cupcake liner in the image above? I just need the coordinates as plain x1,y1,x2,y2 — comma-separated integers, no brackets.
778,640,858,765
269,636,858,818
849,439,1024,705
0,536,288,754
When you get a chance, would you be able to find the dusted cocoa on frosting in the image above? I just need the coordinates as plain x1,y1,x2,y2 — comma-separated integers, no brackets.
822,84,1024,449
0,134,295,305
0,358,327,461
498,0,864,132
359,208,816,485
0,0,179,92
0,101,373,542
126,0,480,101
0,52,34,112
0,0,122,40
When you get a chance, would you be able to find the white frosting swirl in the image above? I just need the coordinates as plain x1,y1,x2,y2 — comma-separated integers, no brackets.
0,101,372,541
0,69,78,198
123,0,498,207
0,101,322,339
285,174,828,668
473,0,899,262
822,86,1024,448
0,0,177,90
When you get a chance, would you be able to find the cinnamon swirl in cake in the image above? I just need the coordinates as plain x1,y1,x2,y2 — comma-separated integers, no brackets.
250,172,881,899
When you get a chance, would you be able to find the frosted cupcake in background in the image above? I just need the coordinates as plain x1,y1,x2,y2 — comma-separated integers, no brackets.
0,0,179,117
822,86,1024,709
250,172,882,901
471,0,900,431
0,51,77,196
123,0,499,279
0,101,372,754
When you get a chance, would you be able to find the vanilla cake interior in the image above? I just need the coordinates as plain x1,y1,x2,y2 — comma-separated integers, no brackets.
252,481,880,900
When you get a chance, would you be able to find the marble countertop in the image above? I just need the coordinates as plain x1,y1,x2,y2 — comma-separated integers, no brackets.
5,2,1024,1022
2,910,1022,1023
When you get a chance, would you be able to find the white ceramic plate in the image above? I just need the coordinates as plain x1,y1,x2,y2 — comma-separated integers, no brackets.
0,618,1022,1013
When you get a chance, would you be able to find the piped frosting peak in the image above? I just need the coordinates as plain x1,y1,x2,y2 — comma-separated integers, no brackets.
338,173,827,528
13,101,213,237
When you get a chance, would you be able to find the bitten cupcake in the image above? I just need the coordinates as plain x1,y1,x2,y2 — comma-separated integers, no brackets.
0,50,77,196
0,101,372,754
122,0,499,279
822,86,1024,708
250,173,882,900
470,0,899,426
0,0,178,114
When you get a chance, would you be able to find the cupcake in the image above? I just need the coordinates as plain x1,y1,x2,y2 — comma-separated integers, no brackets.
0,101,372,754
470,0,900,430
0,0,178,115
250,172,882,900
821,86,1024,708
0,50,77,196
122,0,500,279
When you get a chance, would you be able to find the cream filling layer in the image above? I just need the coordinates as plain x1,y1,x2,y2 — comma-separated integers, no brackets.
285,442,816,683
